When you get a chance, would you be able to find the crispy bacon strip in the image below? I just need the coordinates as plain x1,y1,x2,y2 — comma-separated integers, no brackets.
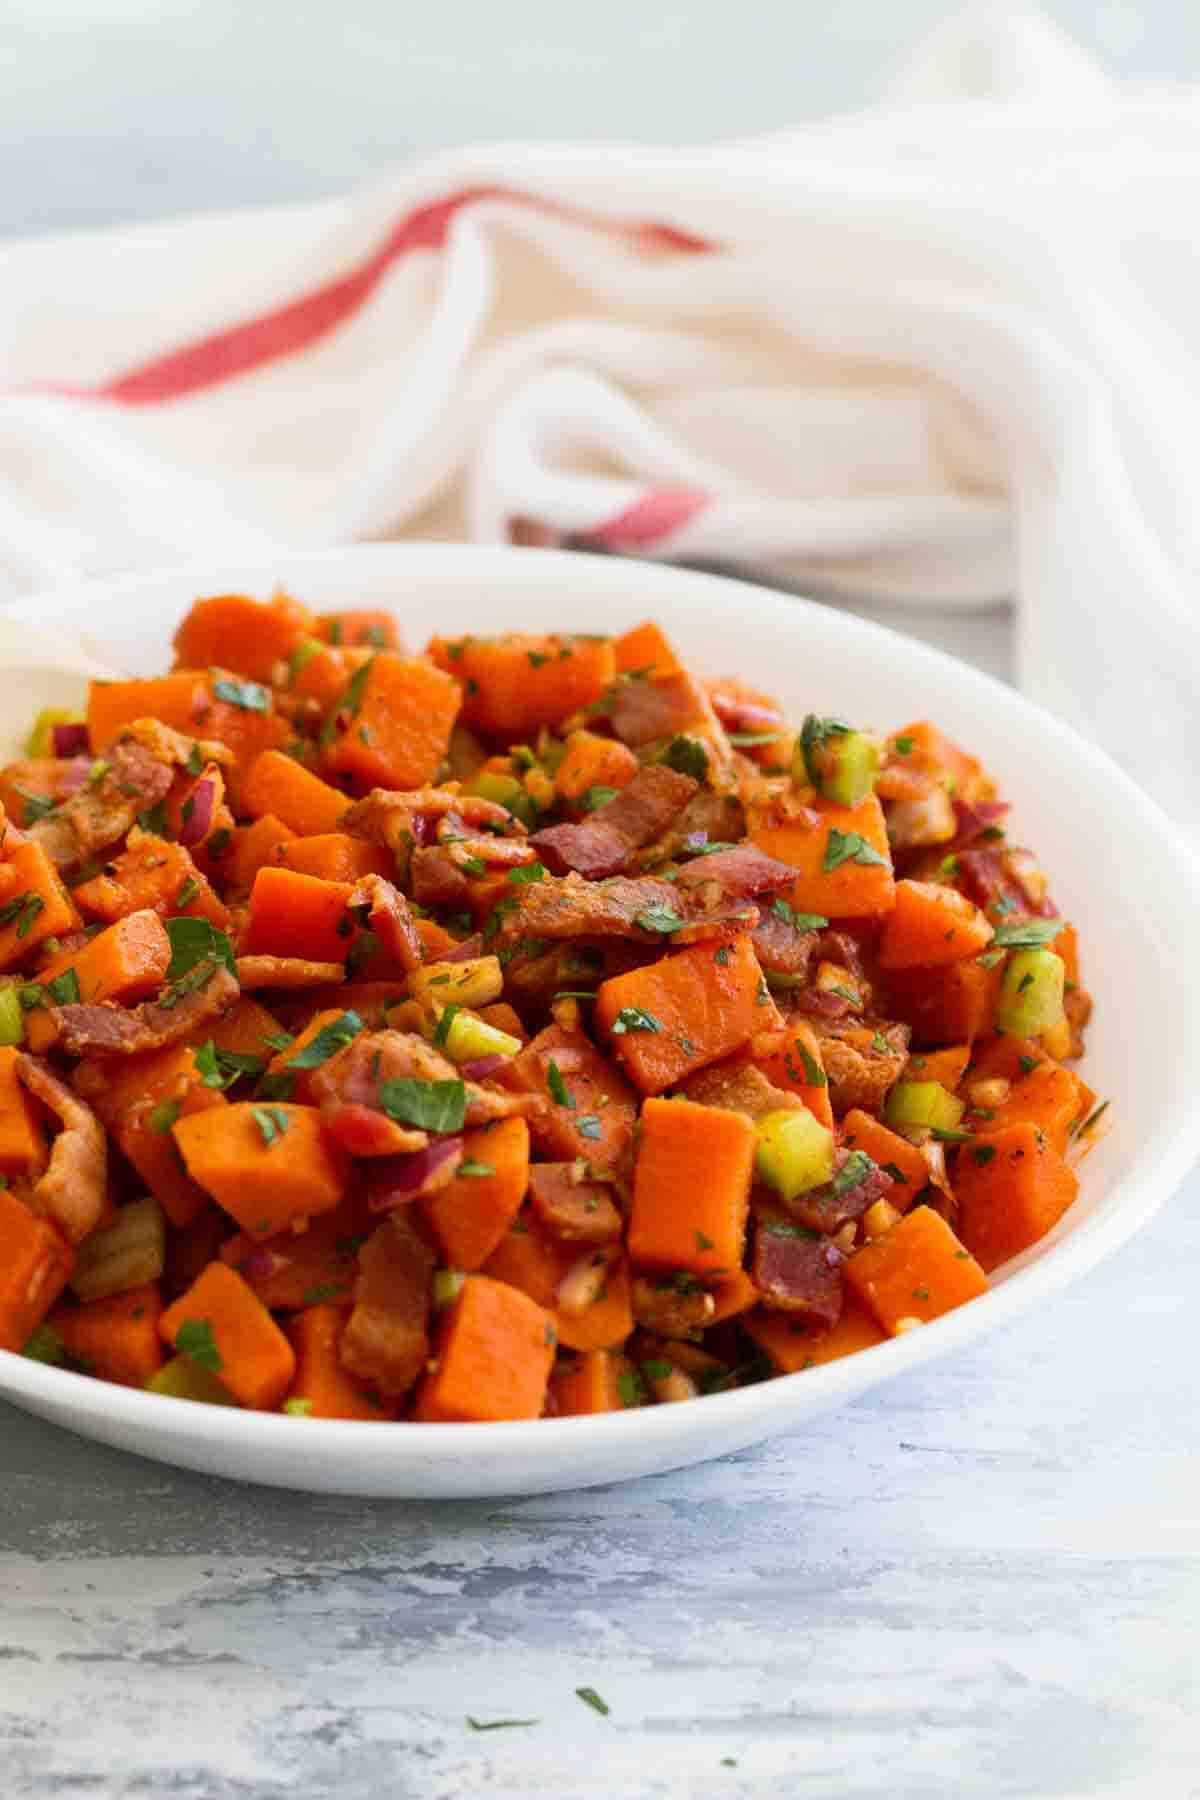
51,964,238,1058
310,1030,535,1129
752,1225,845,1327
347,874,422,974
532,765,697,879
29,739,175,870
340,1214,434,1397
492,870,758,947
16,1055,107,1244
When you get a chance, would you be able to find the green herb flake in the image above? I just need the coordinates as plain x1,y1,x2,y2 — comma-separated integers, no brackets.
1019,1054,1039,1076
912,1286,931,1302
728,729,789,747
894,735,914,756
617,1370,645,1408
18,790,58,824
831,1150,876,1197
931,1126,973,1144
165,916,237,980
713,945,731,966
378,1078,467,1134
45,969,80,1007
213,676,270,713
256,1071,296,1102
991,919,1066,950
138,799,171,837
466,1716,540,1732
641,1359,674,1381
662,735,710,781
283,1398,314,1416
547,1058,575,1110
634,904,684,935
971,1145,997,1166
581,786,619,812
301,1283,342,1306
798,1045,826,1087
175,1318,222,1371
147,1097,183,1134
507,862,545,886
822,828,888,874
458,1159,495,1178
252,1105,291,1147
289,1010,364,1069
695,1230,714,1251
175,876,201,909
611,1005,661,1035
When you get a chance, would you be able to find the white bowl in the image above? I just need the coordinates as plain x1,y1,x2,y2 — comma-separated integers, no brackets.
1,544,1197,1497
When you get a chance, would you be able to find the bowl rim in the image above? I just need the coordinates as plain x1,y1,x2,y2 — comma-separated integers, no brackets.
3,540,1199,1469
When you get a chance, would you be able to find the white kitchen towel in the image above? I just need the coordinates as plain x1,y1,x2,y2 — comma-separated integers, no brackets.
1,4,1198,821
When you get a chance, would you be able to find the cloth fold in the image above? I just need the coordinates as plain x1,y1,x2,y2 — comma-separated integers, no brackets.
1,5,1198,822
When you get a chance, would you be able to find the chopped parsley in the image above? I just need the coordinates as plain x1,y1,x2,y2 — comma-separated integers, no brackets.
288,1010,364,1068
893,735,914,756
831,1150,876,1197
822,828,887,874
378,1077,467,1133
797,1045,826,1087
212,676,270,713
341,656,376,718
771,898,828,932
617,1370,645,1408
432,1003,460,1050
185,743,205,776
256,1072,296,1102
991,919,1065,950
18,790,58,824
611,1006,661,1035
581,786,619,812
165,916,237,980
1018,1054,1038,1074
695,1230,715,1251
971,1145,997,1166
661,735,709,781
634,904,684,935
467,1716,540,1732
0,892,44,940
507,862,545,885
175,876,201,909
527,649,552,669
458,1160,495,1178
194,1041,267,1089
138,800,171,836
175,1318,222,1371
147,1097,183,1134
252,1105,291,1146
546,1059,575,1109
45,969,80,1007
301,1283,342,1306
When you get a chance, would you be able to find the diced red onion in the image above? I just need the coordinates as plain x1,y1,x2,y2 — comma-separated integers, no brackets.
794,987,852,1020
57,756,93,795
179,777,216,846
51,722,89,758
951,798,1010,846
682,831,709,853
441,934,483,963
710,693,785,733
461,1054,505,1081
367,1137,464,1210
239,1247,291,1284
408,813,432,847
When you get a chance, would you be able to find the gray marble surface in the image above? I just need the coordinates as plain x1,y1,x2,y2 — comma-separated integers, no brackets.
4,598,1199,1797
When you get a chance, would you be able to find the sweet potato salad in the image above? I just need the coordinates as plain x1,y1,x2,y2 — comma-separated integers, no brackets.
0,594,1101,1422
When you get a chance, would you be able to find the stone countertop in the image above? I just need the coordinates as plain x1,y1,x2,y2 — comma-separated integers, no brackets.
5,598,1199,1797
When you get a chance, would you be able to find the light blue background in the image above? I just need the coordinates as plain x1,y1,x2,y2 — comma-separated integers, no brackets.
2,1,1194,236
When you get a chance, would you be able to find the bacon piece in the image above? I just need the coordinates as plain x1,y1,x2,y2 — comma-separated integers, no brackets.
347,874,422,974
16,1055,107,1244
527,1163,623,1244
753,1225,844,1326
673,842,796,899
949,798,1010,849
51,964,238,1057
680,1060,802,1122
631,1272,716,1336
235,956,344,989
750,911,818,978
342,786,525,855
339,1213,434,1396
606,670,714,749
493,870,757,947
29,738,175,869
321,1102,429,1158
706,680,786,735
782,1149,895,1237
532,765,697,879
809,1022,908,1116
957,845,1058,919
310,1030,534,1130
410,846,471,909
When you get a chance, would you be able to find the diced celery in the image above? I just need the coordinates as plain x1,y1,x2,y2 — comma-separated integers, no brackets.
465,771,536,828
0,986,25,1047
22,1323,67,1366
754,1107,835,1201
801,723,880,807
885,1081,965,1134
146,1356,237,1405
996,947,1066,1038
440,1008,522,1065
433,1269,466,1308
408,956,504,1011
25,706,83,759
286,637,324,684
70,1196,165,1303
